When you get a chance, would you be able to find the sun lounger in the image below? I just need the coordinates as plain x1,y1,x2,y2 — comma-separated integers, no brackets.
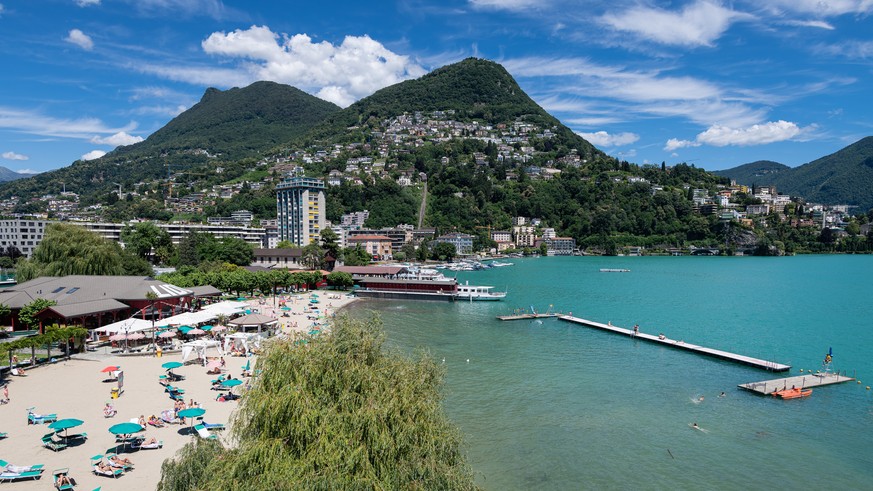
134,439,163,449
28,409,58,425
0,470,42,482
1,463,44,475
0,432,7,439
198,419,225,431
92,465,122,479
10,368,26,376
104,454,133,471
42,434,68,452
52,468,75,490
194,424,217,440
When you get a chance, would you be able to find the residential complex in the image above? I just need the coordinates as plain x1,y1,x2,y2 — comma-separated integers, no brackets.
276,176,326,247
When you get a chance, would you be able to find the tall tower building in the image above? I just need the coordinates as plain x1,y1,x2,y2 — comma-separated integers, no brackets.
276,176,326,246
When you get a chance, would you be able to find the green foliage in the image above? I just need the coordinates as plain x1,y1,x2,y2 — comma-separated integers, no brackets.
718,137,873,212
16,223,152,282
18,299,57,329
275,240,297,249
158,315,477,491
326,271,353,289
300,243,324,270
342,245,371,266
431,242,456,261
121,222,174,264
195,235,254,266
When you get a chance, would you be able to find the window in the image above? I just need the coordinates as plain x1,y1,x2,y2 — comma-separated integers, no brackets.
66,287,80,294
52,286,65,293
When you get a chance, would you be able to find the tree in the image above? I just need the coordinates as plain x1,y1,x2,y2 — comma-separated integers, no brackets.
198,236,254,266
431,242,456,261
15,223,142,282
0,256,14,270
301,243,324,270
157,315,477,491
121,222,173,264
539,241,549,256
342,245,370,266
19,298,57,332
276,240,298,249
326,271,353,289
320,228,341,260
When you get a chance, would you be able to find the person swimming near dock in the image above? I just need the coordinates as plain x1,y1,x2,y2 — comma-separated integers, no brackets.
719,391,726,398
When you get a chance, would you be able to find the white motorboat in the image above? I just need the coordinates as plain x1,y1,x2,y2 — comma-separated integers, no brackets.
456,281,507,301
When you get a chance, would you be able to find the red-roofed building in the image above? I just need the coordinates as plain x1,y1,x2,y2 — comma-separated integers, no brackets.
346,235,393,261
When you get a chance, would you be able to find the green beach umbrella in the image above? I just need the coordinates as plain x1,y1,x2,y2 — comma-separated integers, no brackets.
108,422,143,435
49,418,84,437
162,361,183,370
220,379,242,388
49,418,84,430
177,407,206,419
201,325,213,331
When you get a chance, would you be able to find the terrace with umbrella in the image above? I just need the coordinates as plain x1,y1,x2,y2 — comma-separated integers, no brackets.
108,422,144,452
48,418,86,444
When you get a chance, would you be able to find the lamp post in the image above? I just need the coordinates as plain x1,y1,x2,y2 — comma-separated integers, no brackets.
146,291,158,354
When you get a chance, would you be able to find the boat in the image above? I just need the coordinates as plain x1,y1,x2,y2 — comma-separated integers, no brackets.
489,261,514,267
772,387,813,399
456,281,507,301
600,268,630,273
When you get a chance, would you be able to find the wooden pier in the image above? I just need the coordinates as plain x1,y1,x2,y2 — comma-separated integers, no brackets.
738,373,854,395
496,313,559,321
557,315,791,372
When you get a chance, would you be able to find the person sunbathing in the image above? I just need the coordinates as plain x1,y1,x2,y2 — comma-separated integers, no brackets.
141,437,159,446
95,461,115,474
206,367,221,375
55,473,74,487
103,403,117,417
109,455,133,467
148,415,164,427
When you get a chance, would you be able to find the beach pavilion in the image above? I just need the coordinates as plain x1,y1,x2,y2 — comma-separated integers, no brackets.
227,313,278,337
0,275,195,332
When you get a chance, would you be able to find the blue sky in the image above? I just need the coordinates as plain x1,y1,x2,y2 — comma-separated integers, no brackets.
1,0,872,174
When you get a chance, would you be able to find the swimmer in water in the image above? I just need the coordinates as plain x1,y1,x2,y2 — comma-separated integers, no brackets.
698,395,705,402
719,391,726,398
692,423,700,430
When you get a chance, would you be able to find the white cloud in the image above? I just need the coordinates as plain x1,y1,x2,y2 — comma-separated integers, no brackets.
816,40,873,59
577,131,639,147
664,138,700,151
0,106,138,140
504,56,767,128
782,19,834,29
90,131,144,146
601,0,751,47
65,29,94,50
198,26,425,107
75,0,101,6
468,0,543,11
81,150,106,160
15,169,41,174
130,0,231,20
2,151,28,160
697,120,802,146
0,4,5,16
666,120,803,150
767,0,873,16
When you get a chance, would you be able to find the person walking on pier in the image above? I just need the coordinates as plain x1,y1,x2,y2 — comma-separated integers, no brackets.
633,324,639,336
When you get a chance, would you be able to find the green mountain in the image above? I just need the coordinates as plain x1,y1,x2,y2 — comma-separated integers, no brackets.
0,166,33,182
713,160,789,185
0,81,340,200
306,58,603,161
716,137,873,212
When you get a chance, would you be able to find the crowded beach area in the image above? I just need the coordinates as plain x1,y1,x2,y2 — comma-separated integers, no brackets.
0,291,358,490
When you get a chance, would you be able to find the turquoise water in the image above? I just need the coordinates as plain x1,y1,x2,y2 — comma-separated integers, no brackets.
348,256,873,490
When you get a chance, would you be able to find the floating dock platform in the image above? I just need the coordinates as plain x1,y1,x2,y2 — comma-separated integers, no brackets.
496,313,559,321
557,315,790,372
738,373,854,395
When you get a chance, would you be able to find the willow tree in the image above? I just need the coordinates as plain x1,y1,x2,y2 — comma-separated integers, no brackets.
158,315,478,491
16,223,152,282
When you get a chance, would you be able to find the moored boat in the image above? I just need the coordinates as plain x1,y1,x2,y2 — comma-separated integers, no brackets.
456,281,507,301
772,387,813,399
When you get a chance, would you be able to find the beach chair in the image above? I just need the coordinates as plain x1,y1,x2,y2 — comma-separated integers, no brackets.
133,438,163,449
104,454,133,471
198,419,225,431
0,460,44,474
52,468,74,490
0,469,43,482
28,408,58,425
194,424,217,440
0,432,7,439
90,456,122,479
42,434,68,452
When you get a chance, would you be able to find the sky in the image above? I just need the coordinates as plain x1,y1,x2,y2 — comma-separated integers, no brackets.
1,0,872,175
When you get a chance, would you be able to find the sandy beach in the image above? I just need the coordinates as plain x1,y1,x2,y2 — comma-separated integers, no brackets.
0,291,358,491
